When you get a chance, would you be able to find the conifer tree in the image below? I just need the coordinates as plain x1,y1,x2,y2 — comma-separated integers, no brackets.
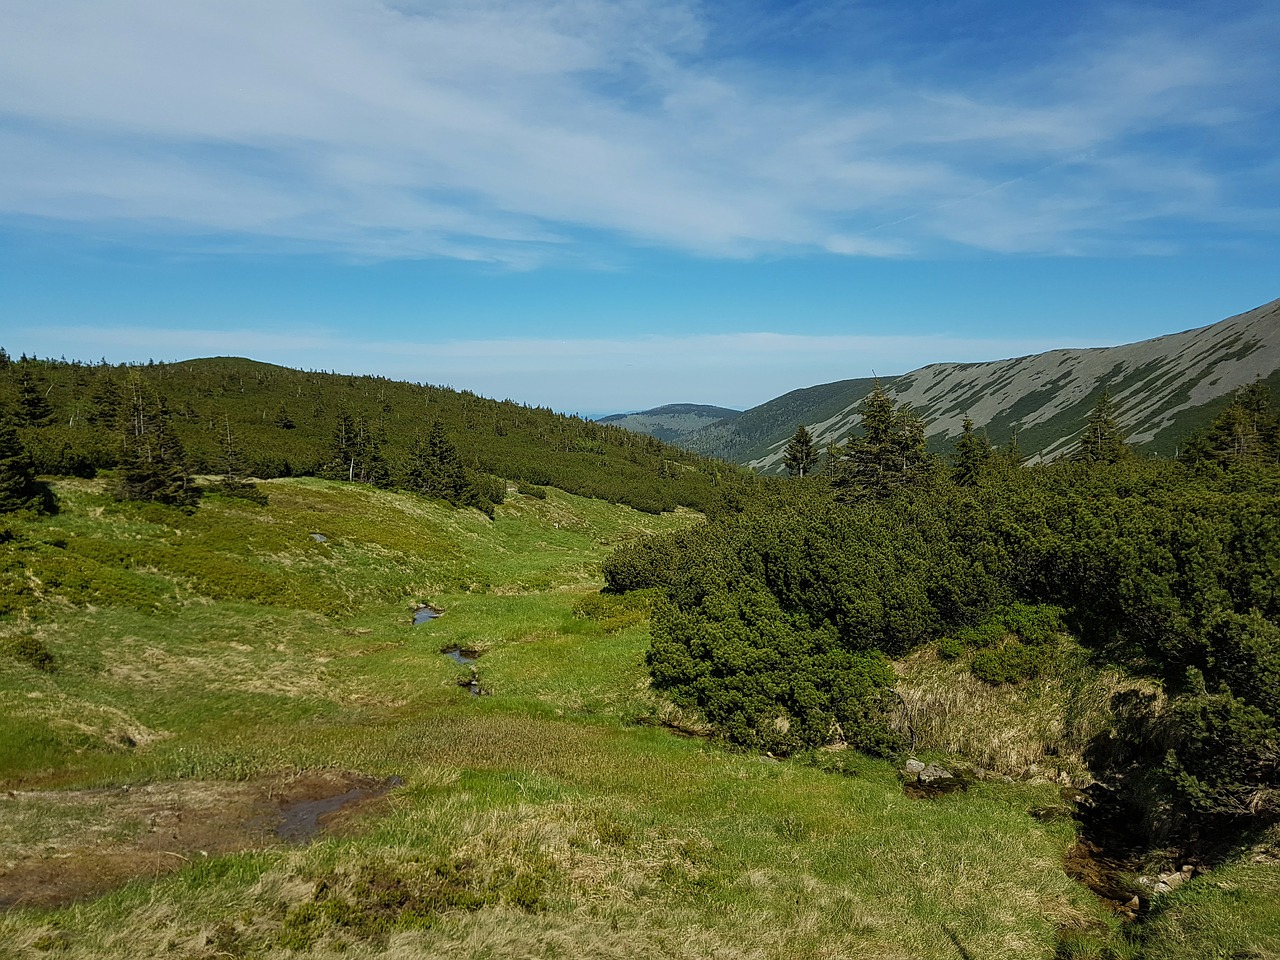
355,415,391,487
209,417,267,504
87,374,122,428
16,368,55,428
323,412,390,486
1072,391,1130,464
783,424,818,478
405,419,468,502
829,383,934,498
115,375,198,506
325,411,359,481
1179,379,1279,469
1002,428,1024,466
401,420,502,515
0,409,49,513
952,416,993,485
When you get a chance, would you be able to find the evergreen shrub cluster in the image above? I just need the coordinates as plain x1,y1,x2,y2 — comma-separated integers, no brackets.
938,603,1067,684
608,384,1280,843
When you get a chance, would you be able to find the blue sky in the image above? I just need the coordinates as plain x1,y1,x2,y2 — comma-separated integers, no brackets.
1,0,1278,415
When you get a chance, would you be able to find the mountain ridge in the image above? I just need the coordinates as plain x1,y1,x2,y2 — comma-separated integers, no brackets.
663,297,1280,472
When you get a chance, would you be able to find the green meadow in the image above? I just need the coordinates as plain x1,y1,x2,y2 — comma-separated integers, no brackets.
0,478,1273,958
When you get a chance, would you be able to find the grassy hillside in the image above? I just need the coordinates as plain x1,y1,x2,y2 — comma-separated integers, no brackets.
0,477,1154,959
0,355,748,515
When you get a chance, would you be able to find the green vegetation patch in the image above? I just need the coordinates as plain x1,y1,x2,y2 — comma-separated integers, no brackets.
0,474,1113,960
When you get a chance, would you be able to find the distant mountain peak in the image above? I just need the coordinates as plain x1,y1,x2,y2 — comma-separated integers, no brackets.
598,403,741,422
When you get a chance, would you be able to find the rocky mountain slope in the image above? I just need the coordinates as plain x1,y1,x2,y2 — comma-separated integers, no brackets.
688,297,1280,473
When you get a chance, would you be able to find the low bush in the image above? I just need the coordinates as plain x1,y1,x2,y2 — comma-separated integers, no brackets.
4,635,56,672
572,588,659,632
970,640,1047,685
515,480,548,500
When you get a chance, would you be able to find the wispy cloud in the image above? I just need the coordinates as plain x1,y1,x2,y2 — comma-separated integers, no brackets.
27,323,1102,412
0,0,1275,263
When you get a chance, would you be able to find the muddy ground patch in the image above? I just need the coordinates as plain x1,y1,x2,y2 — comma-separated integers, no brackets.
0,770,398,910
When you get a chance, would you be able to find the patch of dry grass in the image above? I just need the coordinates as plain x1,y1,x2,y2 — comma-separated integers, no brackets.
891,646,1159,783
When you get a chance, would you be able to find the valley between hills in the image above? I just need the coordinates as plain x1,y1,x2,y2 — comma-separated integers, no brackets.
2,308,1280,958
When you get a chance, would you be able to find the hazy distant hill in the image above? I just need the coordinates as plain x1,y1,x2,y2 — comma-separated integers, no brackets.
687,297,1280,473
596,403,741,444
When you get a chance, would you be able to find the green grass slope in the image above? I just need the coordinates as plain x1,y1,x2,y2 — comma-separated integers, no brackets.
0,477,1153,960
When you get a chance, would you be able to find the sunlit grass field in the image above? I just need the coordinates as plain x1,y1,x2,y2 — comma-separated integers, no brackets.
1,478,1273,958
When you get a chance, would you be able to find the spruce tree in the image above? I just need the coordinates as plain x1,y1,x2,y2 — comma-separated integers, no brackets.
421,420,468,501
325,411,359,481
1179,380,1279,469
1002,429,1025,467
403,420,498,513
1211,380,1277,463
783,424,818,478
209,417,267,504
952,416,993,485
16,368,55,427
0,411,48,513
828,383,934,498
87,374,122,427
1072,391,1130,464
322,412,390,486
115,376,198,506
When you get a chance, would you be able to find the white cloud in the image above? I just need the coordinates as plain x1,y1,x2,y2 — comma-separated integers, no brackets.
0,0,1275,262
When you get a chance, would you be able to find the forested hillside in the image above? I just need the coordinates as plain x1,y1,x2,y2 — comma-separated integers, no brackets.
0,353,748,515
683,376,883,464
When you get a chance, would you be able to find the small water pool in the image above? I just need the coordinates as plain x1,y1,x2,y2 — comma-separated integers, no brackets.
441,646,478,666
413,606,442,625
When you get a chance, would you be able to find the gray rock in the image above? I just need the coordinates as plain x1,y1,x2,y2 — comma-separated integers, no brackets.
918,764,954,783
904,758,926,776
1157,871,1186,894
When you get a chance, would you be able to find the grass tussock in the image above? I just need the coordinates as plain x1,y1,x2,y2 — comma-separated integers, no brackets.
893,642,1158,784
